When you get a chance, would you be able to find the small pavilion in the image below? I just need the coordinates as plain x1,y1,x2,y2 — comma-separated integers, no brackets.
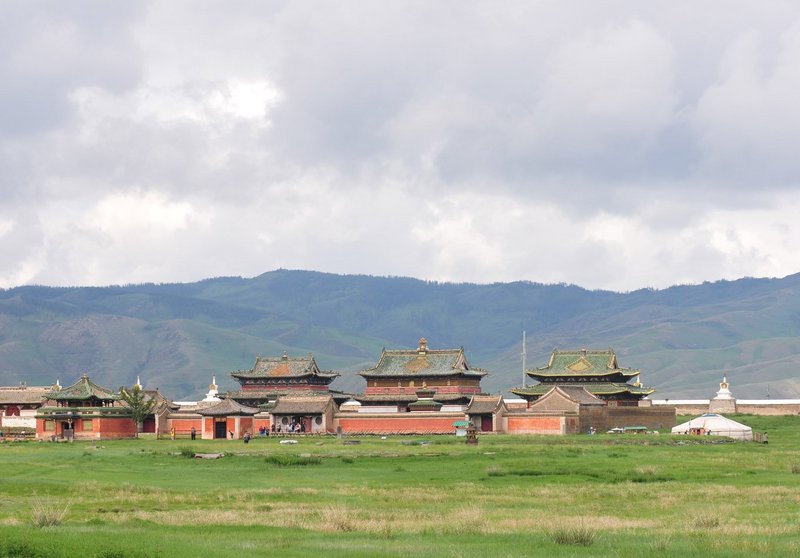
465,395,506,432
269,395,335,434
197,398,260,439
35,374,135,440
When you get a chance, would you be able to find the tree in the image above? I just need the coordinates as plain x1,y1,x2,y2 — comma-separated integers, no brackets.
119,385,157,437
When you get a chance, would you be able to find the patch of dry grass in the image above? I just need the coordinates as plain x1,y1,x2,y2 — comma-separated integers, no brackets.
30,496,70,528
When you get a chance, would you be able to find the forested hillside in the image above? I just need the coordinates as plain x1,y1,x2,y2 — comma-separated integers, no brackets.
1,270,799,399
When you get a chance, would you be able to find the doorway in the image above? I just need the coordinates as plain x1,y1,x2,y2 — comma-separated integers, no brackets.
214,419,227,439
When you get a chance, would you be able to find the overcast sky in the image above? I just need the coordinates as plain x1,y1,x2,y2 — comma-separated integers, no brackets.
2,1,800,292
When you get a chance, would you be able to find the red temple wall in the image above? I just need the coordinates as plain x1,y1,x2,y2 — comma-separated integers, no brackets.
170,418,202,435
242,384,329,392
506,415,564,435
337,414,463,434
93,417,137,438
240,417,254,435
364,385,481,395
253,417,271,431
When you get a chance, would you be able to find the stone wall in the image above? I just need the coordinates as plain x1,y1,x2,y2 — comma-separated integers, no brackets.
736,404,800,416
580,406,677,432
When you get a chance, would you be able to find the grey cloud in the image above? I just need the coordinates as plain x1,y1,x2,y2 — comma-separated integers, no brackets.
0,2,144,136
3,2,800,290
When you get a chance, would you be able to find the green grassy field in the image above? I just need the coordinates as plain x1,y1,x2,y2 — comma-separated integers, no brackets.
1,415,799,557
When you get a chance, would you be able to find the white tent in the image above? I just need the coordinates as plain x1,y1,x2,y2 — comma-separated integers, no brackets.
671,413,753,441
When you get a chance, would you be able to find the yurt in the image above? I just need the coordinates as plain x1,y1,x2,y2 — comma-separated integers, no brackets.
671,413,752,441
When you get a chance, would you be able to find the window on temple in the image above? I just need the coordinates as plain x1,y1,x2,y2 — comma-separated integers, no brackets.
5,406,20,416
83,419,93,431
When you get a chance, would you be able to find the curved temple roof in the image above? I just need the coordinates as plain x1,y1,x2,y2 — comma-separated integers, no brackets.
45,374,119,402
360,338,488,379
527,348,640,380
230,353,339,380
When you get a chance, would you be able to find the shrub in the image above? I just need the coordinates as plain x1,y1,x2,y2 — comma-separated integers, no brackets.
0,539,49,558
321,505,356,532
30,496,70,528
485,465,505,477
550,524,597,546
264,454,321,467
178,446,196,458
692,515,720,529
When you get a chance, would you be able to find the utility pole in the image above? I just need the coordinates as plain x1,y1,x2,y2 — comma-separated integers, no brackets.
521,331,527,388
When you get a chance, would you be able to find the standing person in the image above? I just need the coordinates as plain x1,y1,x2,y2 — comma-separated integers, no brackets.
764,432,768,445
170,427,176,440
243,431,251,444
190,426,196,440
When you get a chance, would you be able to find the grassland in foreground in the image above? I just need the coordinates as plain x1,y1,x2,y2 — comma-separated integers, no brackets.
1,415,799,557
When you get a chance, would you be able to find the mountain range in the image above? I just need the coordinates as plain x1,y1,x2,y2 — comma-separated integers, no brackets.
1,269,799,400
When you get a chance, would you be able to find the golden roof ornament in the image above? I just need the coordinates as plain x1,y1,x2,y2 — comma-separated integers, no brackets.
418,337,428,354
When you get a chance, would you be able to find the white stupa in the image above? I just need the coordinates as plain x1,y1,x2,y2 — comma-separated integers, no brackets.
202,376,222,402
709,375,737,413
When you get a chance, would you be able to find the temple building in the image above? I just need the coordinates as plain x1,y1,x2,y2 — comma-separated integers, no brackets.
197,398,260,439
0,382,53,431
269,395,336,434
512,348,654,406
225,352,343,406
356,338,487,411
35,374,135,440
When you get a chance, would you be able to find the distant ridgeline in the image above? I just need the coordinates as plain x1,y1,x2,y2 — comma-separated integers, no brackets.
1,269,800,400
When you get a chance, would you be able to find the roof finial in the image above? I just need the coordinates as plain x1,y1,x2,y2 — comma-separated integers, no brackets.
418,337,428,354
135,376,142,390
282,351,288,360
53,378,61,391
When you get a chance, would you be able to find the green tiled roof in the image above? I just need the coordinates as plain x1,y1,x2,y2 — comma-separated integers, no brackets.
231,353,339,380
360,339,487,378
527,348,639,380
45,374,119,402
511,382,654,397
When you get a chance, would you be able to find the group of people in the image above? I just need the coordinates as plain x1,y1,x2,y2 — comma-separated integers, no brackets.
268,420,307,434
166,418,311,440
